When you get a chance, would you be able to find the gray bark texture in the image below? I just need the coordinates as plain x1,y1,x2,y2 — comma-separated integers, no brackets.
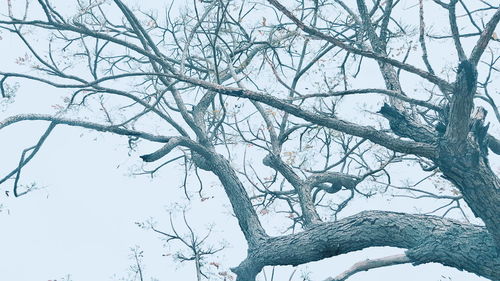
1,1,500,281
232,211,500,281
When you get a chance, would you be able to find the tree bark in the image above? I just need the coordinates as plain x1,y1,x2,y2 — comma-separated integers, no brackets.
233,211,500,281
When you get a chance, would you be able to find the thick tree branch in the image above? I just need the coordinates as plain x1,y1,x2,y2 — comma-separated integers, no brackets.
233,211,500,281
307,172,360,191
205,153,268,245
140,138,185,162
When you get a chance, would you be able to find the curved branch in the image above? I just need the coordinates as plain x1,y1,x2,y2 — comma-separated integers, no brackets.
326,254,411,281
232,211,500,281
4,122,56,196
0,114,172,142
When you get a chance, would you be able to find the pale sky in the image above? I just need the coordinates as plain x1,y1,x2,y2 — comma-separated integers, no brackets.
0,1,494,281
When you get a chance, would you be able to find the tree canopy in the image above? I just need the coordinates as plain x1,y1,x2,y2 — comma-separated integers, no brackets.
0,0,499,280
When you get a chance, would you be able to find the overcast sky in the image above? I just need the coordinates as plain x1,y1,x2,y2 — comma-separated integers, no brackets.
0,1,494,281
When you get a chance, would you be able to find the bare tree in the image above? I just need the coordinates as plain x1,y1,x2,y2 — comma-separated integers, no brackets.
0,0,499,280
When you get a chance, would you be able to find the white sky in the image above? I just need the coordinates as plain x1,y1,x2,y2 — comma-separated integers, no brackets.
0,1,494,281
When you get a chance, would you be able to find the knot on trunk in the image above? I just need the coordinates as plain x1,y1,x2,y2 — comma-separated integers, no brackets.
192,151,213,171
262,153,281,168
378,103,437,143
